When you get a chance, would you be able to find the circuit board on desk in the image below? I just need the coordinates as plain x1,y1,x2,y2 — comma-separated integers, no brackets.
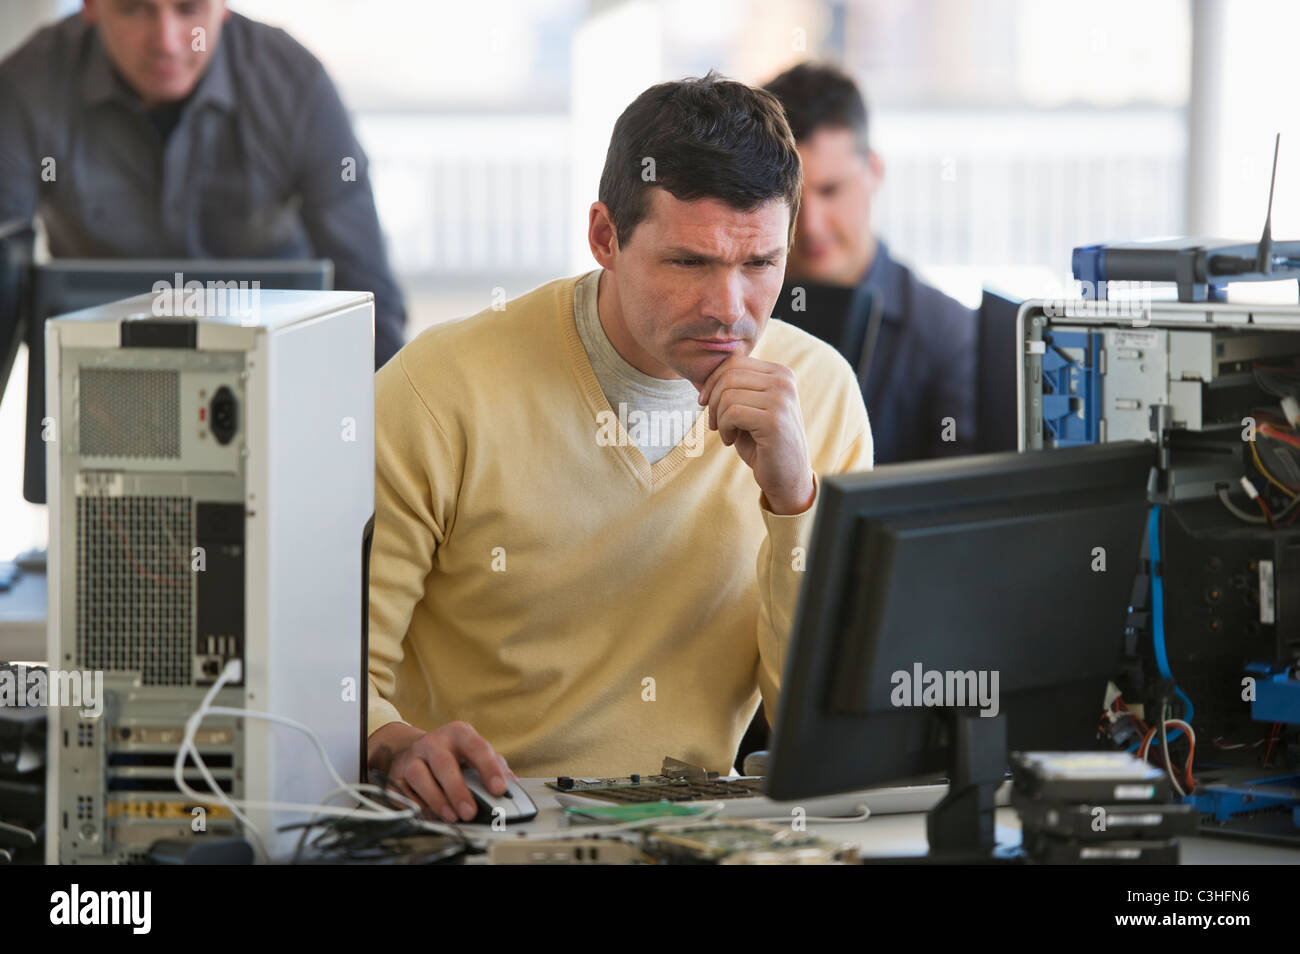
547,757,766,804
641,821,858,865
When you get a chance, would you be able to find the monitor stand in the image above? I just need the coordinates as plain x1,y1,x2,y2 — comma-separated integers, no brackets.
865,711,1024,865
925,711,1020,862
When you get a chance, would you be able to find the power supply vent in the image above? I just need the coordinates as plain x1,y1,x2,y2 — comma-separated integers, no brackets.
80,369,180,458
76,496,194,686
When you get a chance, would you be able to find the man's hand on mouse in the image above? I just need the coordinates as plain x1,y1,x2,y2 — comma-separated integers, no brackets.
367,720,517,823
697,355,815,515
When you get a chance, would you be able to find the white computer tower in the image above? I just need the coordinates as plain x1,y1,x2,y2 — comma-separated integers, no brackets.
44,289,375,863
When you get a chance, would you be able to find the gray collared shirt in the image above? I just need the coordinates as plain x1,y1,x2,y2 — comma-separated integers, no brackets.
0,11,406,368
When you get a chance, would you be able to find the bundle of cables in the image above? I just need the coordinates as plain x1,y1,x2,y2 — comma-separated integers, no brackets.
1131,366,1300,796
1215,370,1300,527
1103,694,1197,797
173,659,474,864
1137,709,1196,797
281,776,474,865
1128,506,1198,798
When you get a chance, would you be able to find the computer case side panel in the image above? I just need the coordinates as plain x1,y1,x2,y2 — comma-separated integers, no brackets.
241,300,374,858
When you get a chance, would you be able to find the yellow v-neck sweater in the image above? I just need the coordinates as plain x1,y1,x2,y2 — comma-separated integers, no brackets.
367,274,874,777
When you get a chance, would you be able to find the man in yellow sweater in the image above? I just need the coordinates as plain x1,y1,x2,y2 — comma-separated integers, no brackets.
367,72,873,824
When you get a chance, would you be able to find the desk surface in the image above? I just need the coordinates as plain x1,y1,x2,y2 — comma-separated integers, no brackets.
495,779,1300,864
0,568,45,663
7,574,1300,864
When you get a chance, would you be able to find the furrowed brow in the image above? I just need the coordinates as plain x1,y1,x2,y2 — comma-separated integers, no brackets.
662,247,785,262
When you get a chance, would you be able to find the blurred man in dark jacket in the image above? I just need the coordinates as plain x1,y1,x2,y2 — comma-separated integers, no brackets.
765,62,976,462
0,0,405,367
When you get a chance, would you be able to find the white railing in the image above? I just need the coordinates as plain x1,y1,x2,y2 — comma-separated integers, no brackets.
356,113,573,281
356,107,1185,284
870,107,1187,271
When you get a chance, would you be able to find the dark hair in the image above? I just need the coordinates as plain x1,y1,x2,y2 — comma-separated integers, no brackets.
763,61,869,152
598,70,802,248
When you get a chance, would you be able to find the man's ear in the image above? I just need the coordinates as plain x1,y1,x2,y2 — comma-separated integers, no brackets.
866,150,885,195
82,0,99,25
587,201,620,269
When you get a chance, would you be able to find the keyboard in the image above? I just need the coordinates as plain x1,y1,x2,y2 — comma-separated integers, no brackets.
551,775,766,803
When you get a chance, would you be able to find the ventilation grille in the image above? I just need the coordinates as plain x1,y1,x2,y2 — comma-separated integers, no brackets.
76,496,193,686
80,369,180,459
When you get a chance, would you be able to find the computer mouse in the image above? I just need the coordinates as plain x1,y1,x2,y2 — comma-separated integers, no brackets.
460,768,538,825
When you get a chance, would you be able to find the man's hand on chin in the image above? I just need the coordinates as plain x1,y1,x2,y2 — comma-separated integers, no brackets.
697,354,816,515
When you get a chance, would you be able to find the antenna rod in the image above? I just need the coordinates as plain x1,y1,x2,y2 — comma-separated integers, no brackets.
1257,132,1281,274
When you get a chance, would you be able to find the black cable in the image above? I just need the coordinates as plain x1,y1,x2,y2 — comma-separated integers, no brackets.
1254,368,1300,400
279,776,474,864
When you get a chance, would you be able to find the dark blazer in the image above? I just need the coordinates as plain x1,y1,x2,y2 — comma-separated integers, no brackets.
856,241,978,463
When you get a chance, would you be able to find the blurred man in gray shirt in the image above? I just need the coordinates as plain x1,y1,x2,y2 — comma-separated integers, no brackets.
0,0,406,367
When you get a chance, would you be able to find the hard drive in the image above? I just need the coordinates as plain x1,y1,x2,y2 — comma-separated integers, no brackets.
1023,830,1180,865
1010,751,1172,803
1013,792,1197,840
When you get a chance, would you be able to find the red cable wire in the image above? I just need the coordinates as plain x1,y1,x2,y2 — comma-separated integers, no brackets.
1263,722,1282,768
1259,423,1300,449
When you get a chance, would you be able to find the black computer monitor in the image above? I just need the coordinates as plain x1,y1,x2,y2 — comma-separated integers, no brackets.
772,280,881,386
0,221,35,413
21,258,333,504
766,441,1154,858
975,287,1023,454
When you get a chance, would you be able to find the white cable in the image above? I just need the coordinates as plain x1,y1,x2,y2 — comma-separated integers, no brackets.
172,661,268,860
285,785,468,861
1165,718,1197,749
193,706,414,818
174,660,423,862
1218,487,1267,524
182,660,413,819
1281,395,1300,428
1165,718,1197,792
179,662,866,860
316,783,425,820
1158,710,1186,798
738,806,871,824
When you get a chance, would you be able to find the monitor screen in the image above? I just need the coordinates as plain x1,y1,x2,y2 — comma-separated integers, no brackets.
975,287,1023,454
0,221,35,417
767,441,1154,802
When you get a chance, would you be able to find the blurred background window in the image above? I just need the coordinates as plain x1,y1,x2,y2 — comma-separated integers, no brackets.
1,0,1295,558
